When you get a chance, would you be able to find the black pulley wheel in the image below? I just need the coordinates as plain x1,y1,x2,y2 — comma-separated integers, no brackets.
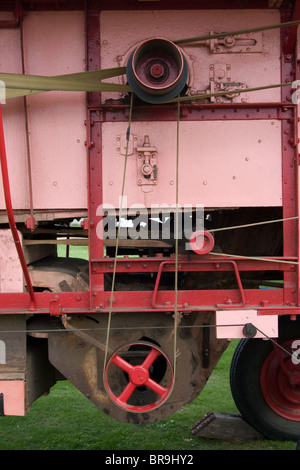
126,37,188,103
230,316,300,441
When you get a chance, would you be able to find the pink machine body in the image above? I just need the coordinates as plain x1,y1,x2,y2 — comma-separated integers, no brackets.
0,1,299,440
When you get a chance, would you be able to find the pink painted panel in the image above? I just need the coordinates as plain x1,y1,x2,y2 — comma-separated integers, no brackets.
0,11,87,211
0,230,23,293
216,309,278,339
23,12,87,210
0,14,29,210
100,9,281,103
0,380,25,416
102,120,282,209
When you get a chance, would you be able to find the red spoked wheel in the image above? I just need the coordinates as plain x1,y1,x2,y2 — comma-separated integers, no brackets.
104,342,174,412
260,339,300,421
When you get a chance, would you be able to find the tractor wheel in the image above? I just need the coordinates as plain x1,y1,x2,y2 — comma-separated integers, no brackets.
230,316,300,441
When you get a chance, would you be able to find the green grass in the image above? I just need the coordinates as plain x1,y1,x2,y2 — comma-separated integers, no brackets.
0,341,296,451
57,244,89,260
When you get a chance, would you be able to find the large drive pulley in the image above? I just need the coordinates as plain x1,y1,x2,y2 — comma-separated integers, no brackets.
48,311,216,424
126,37,189,103
104,341,174,412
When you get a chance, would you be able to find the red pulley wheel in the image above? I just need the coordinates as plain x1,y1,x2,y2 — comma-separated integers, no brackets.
104,342,174,412
190,230,214,255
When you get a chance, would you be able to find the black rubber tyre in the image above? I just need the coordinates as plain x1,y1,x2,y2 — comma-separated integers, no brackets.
230,316,300,441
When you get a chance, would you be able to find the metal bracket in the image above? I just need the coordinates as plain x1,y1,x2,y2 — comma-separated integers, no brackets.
116,133,158,188
136,135,158,187
49,297,61,317
206,31,262,54
209,63,247,102
116,133,136,156
202,325,210,369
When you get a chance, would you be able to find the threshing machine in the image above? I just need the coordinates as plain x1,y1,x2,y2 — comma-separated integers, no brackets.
0,0,299,441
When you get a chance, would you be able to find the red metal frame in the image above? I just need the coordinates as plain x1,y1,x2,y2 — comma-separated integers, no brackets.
86,2,105,311
0,1,299,320
0,1,273,13
281,3,300,310
0,1,21,28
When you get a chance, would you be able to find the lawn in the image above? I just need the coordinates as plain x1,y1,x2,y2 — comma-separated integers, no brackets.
0,340,296,451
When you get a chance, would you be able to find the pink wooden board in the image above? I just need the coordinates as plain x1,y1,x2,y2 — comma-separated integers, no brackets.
0,11,87,211
0,380,25,416
0,230,23,293
216,309,278,339
102,120,282,209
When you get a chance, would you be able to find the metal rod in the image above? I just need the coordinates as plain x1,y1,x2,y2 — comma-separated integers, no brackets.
0,105,36,311
20,11,36,231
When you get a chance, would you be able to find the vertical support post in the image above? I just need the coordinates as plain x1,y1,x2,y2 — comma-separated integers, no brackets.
284,0,300,56
280,4,299,307
86,2,105,310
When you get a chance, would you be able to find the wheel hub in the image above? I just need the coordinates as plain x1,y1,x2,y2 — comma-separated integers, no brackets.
130,366,149,386
148,62,166,81
260,339,300,421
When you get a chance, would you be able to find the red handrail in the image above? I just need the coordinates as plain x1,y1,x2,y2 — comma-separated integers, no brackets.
0,105,36,311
